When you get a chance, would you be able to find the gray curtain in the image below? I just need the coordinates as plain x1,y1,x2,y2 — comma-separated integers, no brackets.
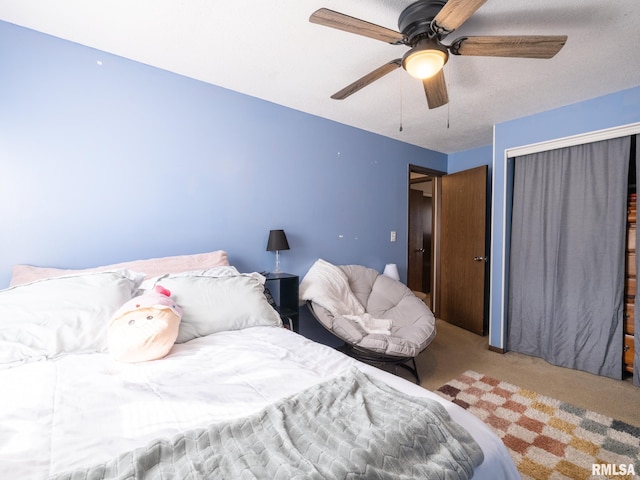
508,136,631,379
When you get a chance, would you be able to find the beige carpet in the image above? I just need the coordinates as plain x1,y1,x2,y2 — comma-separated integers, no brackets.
398,319,640,428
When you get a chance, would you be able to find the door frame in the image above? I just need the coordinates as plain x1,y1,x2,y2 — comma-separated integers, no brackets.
408,164,445,316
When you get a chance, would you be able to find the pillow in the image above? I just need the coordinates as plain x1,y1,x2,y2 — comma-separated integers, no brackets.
0,270,144,367
10,250,229,287
149,274,282,343
162,266,240,278
139,265,241,291
107,285,183,363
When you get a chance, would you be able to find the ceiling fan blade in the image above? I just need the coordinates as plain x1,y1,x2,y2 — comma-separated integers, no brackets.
310,8,405,45
331,60,402,100
432,0,487,34
450,35,568,58
423,69,449,109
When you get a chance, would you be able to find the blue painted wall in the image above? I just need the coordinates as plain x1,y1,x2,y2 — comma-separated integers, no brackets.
0,20,446,291
447,144,492,174
489,86,640,349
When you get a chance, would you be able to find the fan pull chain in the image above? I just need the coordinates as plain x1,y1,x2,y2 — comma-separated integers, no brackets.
399,74,403,132
446,66,451,129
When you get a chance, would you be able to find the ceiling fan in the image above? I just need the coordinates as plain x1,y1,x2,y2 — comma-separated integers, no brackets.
310,0,567,109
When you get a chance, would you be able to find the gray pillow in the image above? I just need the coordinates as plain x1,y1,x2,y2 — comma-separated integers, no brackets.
152,274,283,343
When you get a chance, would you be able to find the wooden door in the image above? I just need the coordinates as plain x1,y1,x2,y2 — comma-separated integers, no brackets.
408,188,424,291
440,165,488,335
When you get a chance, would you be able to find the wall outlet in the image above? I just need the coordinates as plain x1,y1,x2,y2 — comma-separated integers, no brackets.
390,231,397,242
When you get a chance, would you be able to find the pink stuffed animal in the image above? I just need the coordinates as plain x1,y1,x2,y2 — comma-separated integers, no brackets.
108,285,183,363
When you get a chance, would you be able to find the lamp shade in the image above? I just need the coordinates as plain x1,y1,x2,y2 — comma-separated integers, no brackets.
266,229,290,252
402,39,448,80
403,49,446,79
383,263,400,281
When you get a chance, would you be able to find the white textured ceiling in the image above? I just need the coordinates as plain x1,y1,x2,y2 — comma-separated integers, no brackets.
1,0,639,153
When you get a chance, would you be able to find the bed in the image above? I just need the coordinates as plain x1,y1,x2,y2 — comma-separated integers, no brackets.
0,251,520,479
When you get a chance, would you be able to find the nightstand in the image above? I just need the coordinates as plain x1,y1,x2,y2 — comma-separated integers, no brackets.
264,273,299,332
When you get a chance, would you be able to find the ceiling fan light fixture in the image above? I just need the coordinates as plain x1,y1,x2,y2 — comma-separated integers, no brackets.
402,43,448,79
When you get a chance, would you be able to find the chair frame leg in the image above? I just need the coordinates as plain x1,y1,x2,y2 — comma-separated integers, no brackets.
339,343,421,384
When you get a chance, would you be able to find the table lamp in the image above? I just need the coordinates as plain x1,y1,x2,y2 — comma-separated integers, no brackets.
266,229,290,273
383,263,400,281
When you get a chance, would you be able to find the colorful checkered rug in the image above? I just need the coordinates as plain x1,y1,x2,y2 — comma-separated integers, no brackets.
436,371,640,479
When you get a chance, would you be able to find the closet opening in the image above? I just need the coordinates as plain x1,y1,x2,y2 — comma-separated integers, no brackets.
624,135,636,380
508,134,636,380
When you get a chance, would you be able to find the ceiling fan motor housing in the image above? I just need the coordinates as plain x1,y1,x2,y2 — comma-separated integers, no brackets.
398,0,447,45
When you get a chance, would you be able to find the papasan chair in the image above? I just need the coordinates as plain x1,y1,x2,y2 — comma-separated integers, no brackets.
300,259,436,383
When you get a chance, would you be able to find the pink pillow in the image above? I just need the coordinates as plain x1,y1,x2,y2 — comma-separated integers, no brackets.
10,250,229,287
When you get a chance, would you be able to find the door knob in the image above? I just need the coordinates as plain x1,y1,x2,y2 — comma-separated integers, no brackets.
473,256,487,262
415,248,425,253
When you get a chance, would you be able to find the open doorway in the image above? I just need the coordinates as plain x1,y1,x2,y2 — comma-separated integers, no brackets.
408,165,444,314
408,164,490,334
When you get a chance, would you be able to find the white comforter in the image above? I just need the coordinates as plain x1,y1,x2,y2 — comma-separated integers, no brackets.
0,327,519,479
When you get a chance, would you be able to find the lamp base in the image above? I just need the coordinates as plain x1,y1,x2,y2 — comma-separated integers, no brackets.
274,250,281,273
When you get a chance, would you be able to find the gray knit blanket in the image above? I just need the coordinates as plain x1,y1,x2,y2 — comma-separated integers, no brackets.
51,369,483,480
